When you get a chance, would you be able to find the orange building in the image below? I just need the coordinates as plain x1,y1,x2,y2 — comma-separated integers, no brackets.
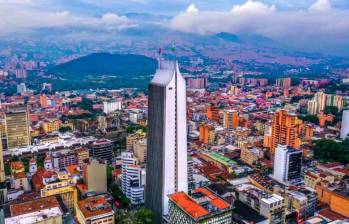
199,124,215,144
316,183,349,218
269,110,301,154
223,110,239,130
317,112,334,127
39,95,48,108
207,106,220,123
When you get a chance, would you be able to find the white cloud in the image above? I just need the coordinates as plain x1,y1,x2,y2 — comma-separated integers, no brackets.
309,0,331,12
231,0,275,14
171,0,349,43
186,4,199,13
0,2,135,34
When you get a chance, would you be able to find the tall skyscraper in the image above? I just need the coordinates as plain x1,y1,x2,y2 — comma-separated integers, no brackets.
5,105,30,149
270,109,301,154
273,144,302,184
340,110,349,140
0,130,7,204
146,60,188,222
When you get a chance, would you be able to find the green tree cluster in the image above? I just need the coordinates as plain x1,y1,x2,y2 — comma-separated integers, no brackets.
120,208,155,224
314,138,349,164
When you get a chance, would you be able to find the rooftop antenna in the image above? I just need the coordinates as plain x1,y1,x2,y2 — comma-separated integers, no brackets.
157,47,162,69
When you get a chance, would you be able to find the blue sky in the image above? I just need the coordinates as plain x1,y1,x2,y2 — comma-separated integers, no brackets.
28,0,349,15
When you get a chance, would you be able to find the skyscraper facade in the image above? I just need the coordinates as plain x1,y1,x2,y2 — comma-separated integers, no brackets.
273,144,302,184
223,109,239,130
5,105,31,149
0,130,7,203
146,61,188,222
270,110,301,154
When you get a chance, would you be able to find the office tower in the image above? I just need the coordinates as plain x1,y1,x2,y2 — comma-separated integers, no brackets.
270,110,301,154
273,145,302,183
206,105,220,122
0,131,7,204
16,83,27,94
121,152,144,205
89,139,115,164
5,105,30,149
223,109,239,130
168,187,232,224
340,110,349,140
146,60,188,222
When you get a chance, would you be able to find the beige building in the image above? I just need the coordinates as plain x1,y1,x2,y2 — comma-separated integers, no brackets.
133,138,147,164
84,160,107,193
76,147,89,166
126,130,146,151
241,147,263,166
5,196,63,224
5,106,30,149
76,195,114,224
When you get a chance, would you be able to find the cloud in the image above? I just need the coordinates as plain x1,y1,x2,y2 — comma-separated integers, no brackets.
170,0,349,44
186,4,199,13
231,0,275,14
0,1,135,34
309,0,331,11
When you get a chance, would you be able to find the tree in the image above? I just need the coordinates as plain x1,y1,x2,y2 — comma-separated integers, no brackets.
135,208,155,224
324,106,339,115
314,139,349,164
59,126,72,133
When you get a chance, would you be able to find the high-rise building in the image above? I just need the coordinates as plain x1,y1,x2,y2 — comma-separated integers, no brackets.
223,109,239,130
5,105,31,149
206,105,220,122
269,110,301,154
273,145,302,183
121,152,144,205
340,110,349,140
146,60,188,222
199,124,215,144
276,78,291,88
0,131,7,204
89,139,114,164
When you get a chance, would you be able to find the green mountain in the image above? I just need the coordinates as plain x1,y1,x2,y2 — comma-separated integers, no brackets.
48,53,157,91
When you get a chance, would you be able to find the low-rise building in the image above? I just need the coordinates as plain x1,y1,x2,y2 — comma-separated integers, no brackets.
168,187,233,224
4,196,63,224
76,195,115,224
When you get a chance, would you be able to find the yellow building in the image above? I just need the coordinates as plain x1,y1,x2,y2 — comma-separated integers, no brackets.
76,195,114,224
10,161,25,174
5,106,31,149
42,119,62,133
76,147,90,166
241,147,263,166
40,171,78,211
126,130,146,151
